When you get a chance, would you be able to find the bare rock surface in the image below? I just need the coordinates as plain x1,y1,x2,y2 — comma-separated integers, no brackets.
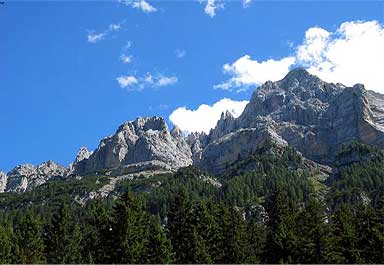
0,171,7,192
76,116,192,175
198,68,384,171
5,161,67,193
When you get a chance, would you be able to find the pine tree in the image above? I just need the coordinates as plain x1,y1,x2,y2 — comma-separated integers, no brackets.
264,187,298,263
45,203,83,263
81,200,110,263
247,220,267,263
354,204,384,263
14,210,45,264
0,222,14,264
215,204,249,263
109,192,151,264
145,215,174,264
296,199,336,263
331,204,361,263
167,189,196,263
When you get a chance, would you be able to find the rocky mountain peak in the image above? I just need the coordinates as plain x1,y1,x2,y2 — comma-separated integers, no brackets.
5,161,67,193
133,116,168,132
198,68,384,171
221,110,234,120
0,171,7,193
76,116,192,175
281,67,314,83
75,147,92,163
171,125,183,138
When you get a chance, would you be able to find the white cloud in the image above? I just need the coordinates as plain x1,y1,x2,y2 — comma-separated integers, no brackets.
216,20,384,94
215,55,295,91
120,54,133,64
87,21,124,43
175,49,186,59
87,32,106,43
116,73,178,91
204,0,224,18
116,75,138,88
132,0,157,13
243,0,252,8
157,76,178,87
169,98,249,134
297,20,384,93
119,0,157,13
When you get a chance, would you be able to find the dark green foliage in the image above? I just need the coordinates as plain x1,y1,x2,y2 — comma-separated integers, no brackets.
264,187,298,264
146,215,174,264
108,192,151,263
219,147,313,206
13,210,45,264
0,221,14,263
44,204,83,263
0,141,383,264
167,189,196,263
295,199,337,263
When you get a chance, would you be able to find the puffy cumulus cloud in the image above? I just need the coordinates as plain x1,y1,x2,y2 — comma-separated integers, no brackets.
119,0,157,13
169,98,249,134
116,73,178,91
297,20,384,93
216,20,384,94
215,55,295,91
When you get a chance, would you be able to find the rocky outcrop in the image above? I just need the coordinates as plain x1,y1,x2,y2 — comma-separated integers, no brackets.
70,147,92,175
76,117,192,175
199,68,384,170
197,126,288,174
0,172,7,193
5,161,67,193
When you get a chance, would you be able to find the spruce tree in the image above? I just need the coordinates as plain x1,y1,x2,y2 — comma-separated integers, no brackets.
296,199,336,263
109,192,151,264
167,189,196,263
0,222,14,264
354,204,384,263
264,187,298,263
14,210,45,264
45,203,83,263
145,215,174,264
331,204,361,263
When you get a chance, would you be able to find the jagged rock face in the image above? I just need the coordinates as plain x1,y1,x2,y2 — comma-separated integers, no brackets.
70,147,92,175
202,68,384,167
197,126,288,174
77,117,192,174
75,147,92,163
5,161,67,193
187,131,208,161
0,172,7,193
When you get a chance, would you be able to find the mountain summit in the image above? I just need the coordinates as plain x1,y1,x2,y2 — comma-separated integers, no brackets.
2,68,384,191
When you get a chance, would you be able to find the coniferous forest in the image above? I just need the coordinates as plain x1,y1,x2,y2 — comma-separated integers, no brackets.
0,142,383,264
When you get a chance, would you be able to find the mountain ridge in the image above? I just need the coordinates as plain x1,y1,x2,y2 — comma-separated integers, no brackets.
2,68,384,192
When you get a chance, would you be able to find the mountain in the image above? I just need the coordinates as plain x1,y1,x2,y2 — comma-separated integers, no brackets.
196,68,384,173
1,68,384,193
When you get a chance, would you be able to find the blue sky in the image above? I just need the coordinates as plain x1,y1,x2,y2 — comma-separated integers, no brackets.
1,0,383,171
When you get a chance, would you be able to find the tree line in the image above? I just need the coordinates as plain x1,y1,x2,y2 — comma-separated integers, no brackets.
0,187,382,264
